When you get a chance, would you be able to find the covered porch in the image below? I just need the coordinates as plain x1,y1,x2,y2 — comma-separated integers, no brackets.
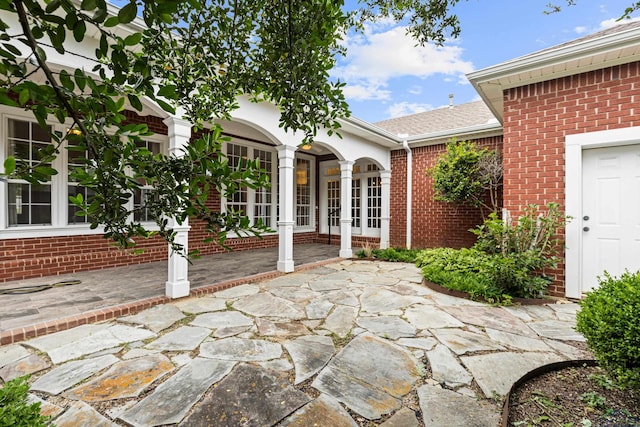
0,243,339,344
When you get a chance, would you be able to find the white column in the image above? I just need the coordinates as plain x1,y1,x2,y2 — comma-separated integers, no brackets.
277,145,296,272
380,169,391,249
339,160,354,258
163,116,192,298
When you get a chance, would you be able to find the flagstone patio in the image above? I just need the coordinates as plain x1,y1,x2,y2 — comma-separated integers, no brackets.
0,260,590,426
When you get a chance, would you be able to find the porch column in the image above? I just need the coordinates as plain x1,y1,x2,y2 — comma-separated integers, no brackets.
163,116,192,298
339,160,354,258
380,169,391,249
277,145,296,272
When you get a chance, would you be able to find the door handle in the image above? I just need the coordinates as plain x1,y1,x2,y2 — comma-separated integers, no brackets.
583,227,590,232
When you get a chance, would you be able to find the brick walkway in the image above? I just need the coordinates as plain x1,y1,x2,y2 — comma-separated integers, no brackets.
0,244,340,344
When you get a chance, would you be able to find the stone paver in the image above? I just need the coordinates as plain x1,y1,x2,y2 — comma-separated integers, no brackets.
426,344,473,387
54,401,116,427
0,353,50,382
181,364,310,427
119,304,185,333
119,358,236,427
356,316,416,340
284,335,335,384
32,355,119,395
199,337,282,361
65,354,174,401
418,385,500,426
461,351,565,397
9,260,590,427
281,393,358,427
232,292,306,319
312,334,420,420
145,325,211,351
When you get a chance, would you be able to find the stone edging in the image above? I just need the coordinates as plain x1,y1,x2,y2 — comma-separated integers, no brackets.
0,257,343,345
499,359,598,427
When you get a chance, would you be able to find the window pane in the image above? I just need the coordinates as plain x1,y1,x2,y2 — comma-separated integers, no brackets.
296,158,311,227
31,122,51,142
9,140,29,159
8,119,29,140
31,205,51,224
31,185,51,203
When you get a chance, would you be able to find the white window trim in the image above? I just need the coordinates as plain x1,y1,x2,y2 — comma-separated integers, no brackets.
319,159,381,238
0,108,167,239
565,126,640,299
294,152,316,232
222,139,278,238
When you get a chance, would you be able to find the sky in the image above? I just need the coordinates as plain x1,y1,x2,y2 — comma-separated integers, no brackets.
337,1,640,123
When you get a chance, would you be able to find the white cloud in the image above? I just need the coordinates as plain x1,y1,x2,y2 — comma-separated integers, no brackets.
408,85,422,95
333,25,475,101
574,26,588,34
342,83,391,101
599,16,640,29
385,102,433,118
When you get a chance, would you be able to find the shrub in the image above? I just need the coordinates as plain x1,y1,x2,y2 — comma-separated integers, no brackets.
355,247,419,263
416,246,552,300
0,376,51,427
576,271,640,389
429,139,502,216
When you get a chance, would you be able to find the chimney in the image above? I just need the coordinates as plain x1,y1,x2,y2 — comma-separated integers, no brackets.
448,93,454,109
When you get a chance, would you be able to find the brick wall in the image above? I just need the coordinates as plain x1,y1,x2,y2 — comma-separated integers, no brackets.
502,63,640,295
390,136,503,249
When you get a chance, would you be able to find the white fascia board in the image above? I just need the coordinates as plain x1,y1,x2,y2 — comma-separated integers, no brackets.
404,122,503,148
339,116,403,148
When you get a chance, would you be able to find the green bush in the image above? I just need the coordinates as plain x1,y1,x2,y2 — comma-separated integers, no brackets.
416,247,552,300
0,376,51,427
355,247,419,263
576,271,640,389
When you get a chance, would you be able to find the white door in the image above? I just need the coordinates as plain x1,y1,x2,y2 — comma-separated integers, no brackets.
581,144,640,293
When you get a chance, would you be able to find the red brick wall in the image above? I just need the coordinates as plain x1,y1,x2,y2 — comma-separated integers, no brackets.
390,136,503,249
502,63,640,295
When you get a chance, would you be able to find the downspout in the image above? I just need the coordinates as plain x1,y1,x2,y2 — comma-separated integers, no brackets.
401,137,412,249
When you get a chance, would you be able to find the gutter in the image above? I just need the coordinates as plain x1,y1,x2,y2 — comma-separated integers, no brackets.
401,137,412,249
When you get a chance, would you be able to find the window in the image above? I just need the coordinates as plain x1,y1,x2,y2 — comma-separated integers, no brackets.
224,141,277,229
133,140,161,222
321,160,382,236
367,176,381,229
2,114,168,234
6,119,52,226
67,143,95,224
296,158,311,227
254,148,273,226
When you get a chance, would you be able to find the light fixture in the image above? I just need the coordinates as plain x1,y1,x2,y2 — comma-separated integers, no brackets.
296,169,308,185
67,128,82,136
301,143,312,150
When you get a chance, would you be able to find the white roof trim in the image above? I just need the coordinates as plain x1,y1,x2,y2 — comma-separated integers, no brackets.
468,23,640,121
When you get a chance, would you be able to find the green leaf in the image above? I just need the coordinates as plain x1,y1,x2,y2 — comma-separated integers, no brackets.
59,69,74,91
18,88,29,105
118,2,137,24
0,91,18,107
3,156,15,175
73,20,86,42
127,94,142,111
81,0,97,10
74,69,86,91
104,16,119,27
124,33,142,46
45,0,61,13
